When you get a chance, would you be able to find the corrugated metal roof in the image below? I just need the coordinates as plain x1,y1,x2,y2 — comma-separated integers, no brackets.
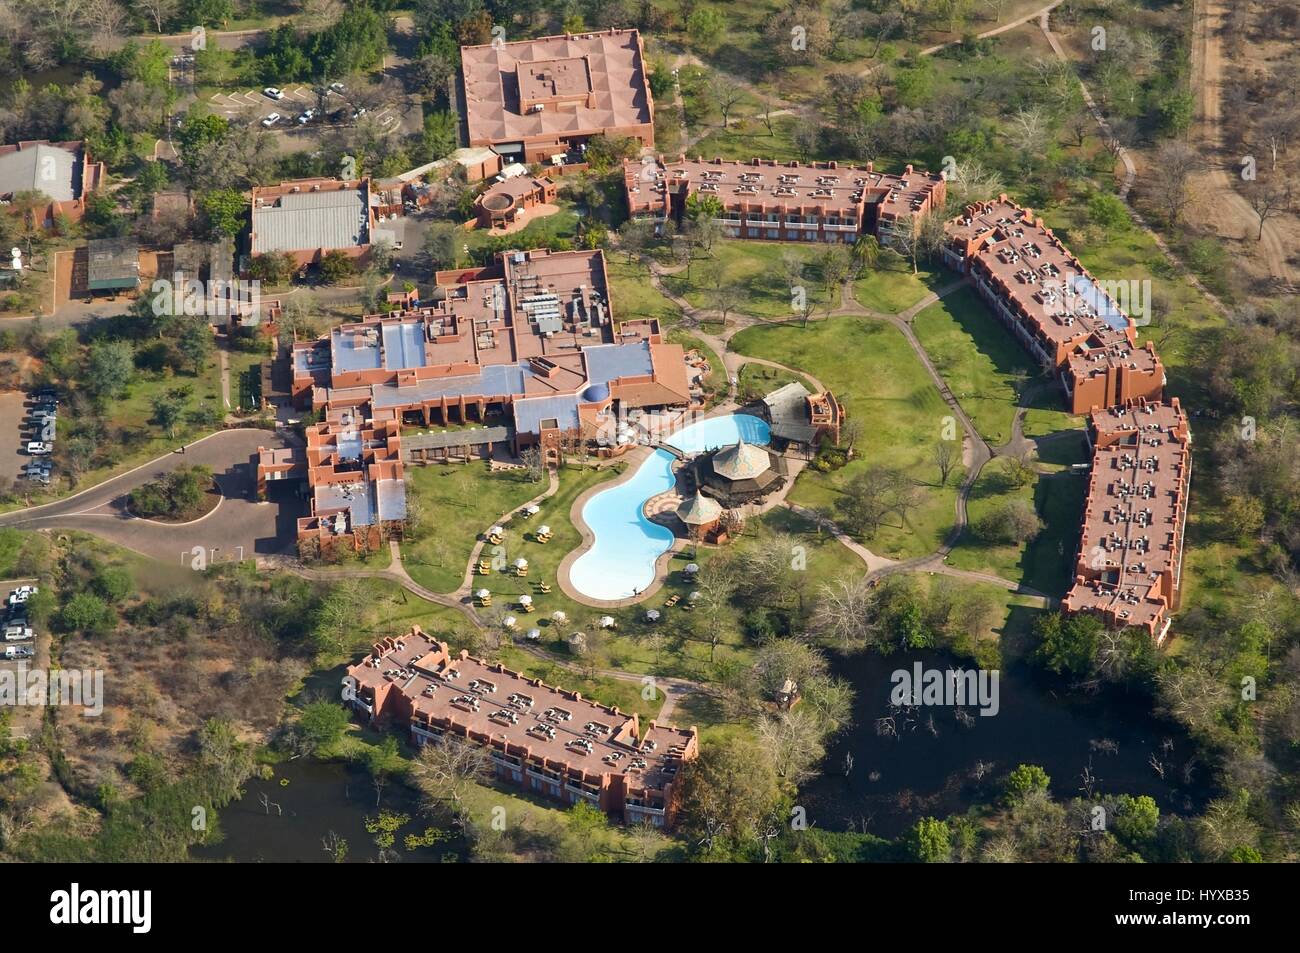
252,188,368,254
405,426,511,450
0,143,78,202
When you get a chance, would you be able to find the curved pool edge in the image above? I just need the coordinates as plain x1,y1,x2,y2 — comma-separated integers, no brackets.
557,446,685,609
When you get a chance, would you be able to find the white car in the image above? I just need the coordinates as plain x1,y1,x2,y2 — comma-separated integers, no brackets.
3,644,34,660
329,82,345,93
26,441,52,456
8,586,37,606
351,107,367,120
261,113,281,127
3,624,32,642
263,87,284,100
297,109,316,125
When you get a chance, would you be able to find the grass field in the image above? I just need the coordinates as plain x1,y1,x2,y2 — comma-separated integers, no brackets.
660,240,837,320
731,315,959,559
853,260,957,315
912,286,1040,446
402,464,547,594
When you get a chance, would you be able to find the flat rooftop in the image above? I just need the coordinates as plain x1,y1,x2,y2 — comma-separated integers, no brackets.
461,29,652,146
350,630,696,793
1064,400,1191,631
630,156,943,219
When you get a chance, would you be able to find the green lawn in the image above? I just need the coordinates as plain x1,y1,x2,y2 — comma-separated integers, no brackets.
731,316,959,559
605,257,682,326
853,260,957,315
402,464,547,594
660,240,837,320
945,458,1087,596
736,361,814,403
912,286,1042,446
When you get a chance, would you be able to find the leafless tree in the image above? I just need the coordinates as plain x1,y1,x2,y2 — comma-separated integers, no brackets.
411,737,491,823
708,72,744,129
933,439,957,485
811,576,881,651
1147,140,1203,225
1244,179,1293,241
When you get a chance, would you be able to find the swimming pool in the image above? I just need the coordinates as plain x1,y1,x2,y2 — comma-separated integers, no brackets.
567,414,771,602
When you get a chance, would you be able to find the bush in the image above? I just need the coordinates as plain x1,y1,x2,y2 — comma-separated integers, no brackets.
61,592,117,635
129,466,214,520
973,499,1043,544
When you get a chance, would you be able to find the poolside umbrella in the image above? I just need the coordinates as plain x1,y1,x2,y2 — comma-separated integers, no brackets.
489,525,504,536
519,594,532,606
689,591,701,602
526,504,540,515
503,615,517,628
526,628,541,641
538,524,551,535
514,558,528,569
645,609,661,623
552,610,568,623
685,563,700,575
475,588,490,599
598,615,616,628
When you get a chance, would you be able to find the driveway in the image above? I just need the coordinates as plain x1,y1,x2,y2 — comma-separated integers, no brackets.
0,429,300,565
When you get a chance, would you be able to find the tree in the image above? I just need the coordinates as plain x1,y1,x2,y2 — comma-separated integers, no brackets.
835,466,920,536
1148,140,1202,226
708,72,744,128
973,498,1042,544
93,566,134,604
1004,763,1050,803
425,221,460,272
132,0,180,33
678,736,782,851
933,439,957,485
1034,611,1102,676
686,6,726,53
297,701,351,755
177,318,214,375
1244,179,1292,242
318,249,356,285
84,339,135,402
150,390,187,439
811,577,882,651
421,110,457,160
412,736,490,821
903,816,951,862
197,188,245,239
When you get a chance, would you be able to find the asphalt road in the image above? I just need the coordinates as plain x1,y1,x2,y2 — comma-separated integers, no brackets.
0,429,299,565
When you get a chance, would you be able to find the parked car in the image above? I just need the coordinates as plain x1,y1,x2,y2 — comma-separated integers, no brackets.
261,113,281,127
25,441,52,456
23,472,51,486
329,82,345,93
28,388,58,402
297,108,317,124
3,644,34,660
351,107,367,119
3,624,32,642
263,87,284,99
21,461,51,475
8,586,37,605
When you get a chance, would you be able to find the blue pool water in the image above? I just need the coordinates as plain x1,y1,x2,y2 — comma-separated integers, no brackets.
568,414,771,601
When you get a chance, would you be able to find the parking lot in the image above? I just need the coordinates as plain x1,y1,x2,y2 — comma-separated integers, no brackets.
206,84,403,134
6,389,58,488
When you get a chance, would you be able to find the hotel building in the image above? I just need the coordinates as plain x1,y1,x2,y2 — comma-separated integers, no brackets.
943,195,1166,416
623,156,947,246
1062,398,1191,642
345,626,698,828
459,29,655,165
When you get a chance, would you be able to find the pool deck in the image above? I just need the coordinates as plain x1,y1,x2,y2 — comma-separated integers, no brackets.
557,444,690,608
557,403,821,608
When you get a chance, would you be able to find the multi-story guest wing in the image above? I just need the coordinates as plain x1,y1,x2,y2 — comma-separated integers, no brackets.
346,627,698,828
624,155,947,246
